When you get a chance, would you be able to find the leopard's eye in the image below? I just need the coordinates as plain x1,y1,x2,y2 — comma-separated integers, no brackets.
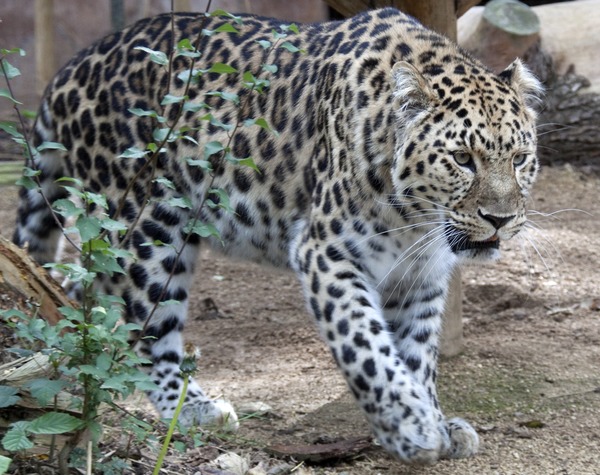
513,153,528,167
452,151,475,171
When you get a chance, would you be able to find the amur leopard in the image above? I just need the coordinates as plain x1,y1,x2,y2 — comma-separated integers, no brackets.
13,8,542,463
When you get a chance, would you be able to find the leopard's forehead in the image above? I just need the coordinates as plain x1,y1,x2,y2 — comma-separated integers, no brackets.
421,67,536,157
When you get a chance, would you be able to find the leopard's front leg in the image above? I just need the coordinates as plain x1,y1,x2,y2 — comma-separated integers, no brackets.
293,241,451,463
383,278,479,460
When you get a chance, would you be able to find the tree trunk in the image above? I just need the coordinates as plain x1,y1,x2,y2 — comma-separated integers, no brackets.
34,0,55,97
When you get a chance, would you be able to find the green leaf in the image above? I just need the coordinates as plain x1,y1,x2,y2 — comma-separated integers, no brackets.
133,46,168,65
244,117,278,137
15,175,37,190
280,41,301,53
272,30,288,41
0,386,20,408
37,141,67,152
1,59,21,79
209,63,238,74
1,47,25,56
256,40,271,49
133,378,160,392
237,157,260,173
161,94,186,105
214,23,240,33
185,157,212,172
96,352,113,372
203,141,224,159
24,379,67,407
76,215,102,242
205,90,239,105
165,196,192,209
0,88,21,104
128,107,167,123
209,115,233,132
184,221,220,239
242,72,270,92
27,412,83,435
0,455,11,473
48,262,96,284
119,146,149,159
101,374,130,393
53,198,83,218
262,64,278,74
2,422,33,451
82,237,109,252
100,218,128,233
79,364,108,379
177,38,194,50
286,23,300,34
207,188,233,213
56,176,83,187
209,10,243,25
84,190,108,209
91,251,126,276
154,177,176,190
182,101,208,113
22,109,37,120
23,167,42,177
153,127,175,143
175,39,201,59
173,440,186,453
0,121,22,138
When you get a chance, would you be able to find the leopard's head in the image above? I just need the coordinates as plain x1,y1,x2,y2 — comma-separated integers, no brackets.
391,58,543,261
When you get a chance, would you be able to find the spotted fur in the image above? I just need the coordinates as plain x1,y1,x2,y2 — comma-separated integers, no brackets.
14,8,541,463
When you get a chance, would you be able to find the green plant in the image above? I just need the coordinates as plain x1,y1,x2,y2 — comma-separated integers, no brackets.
0,5,302,473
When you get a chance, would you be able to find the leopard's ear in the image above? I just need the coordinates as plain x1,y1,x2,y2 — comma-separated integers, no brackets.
391,61,437,113
499,59,543,111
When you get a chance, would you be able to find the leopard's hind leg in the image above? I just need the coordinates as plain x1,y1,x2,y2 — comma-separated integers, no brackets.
114,200,238,430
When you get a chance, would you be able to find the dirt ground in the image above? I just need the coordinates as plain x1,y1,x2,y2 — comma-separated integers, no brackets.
1,163,599,474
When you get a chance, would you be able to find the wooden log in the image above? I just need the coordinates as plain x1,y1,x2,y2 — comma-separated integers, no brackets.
0,236,72,325
460,0,600,92
459,1,600,163
537,69,600,163
459,0,540,74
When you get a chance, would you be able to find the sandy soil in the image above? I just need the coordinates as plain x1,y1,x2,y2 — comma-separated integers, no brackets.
1,164,599,474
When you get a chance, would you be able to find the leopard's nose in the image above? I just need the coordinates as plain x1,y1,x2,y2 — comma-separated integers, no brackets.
478,210,514,230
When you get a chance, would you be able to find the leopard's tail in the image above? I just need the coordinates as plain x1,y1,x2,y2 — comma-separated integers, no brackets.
13,97,69,265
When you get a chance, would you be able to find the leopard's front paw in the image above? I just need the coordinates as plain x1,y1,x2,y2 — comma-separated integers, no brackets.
443,417,479,459
372,395,450,464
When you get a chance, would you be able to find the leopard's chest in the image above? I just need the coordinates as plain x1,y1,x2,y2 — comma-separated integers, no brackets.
356,220,458,302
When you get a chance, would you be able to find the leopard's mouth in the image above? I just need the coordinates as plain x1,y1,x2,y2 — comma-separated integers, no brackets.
446,225,501,253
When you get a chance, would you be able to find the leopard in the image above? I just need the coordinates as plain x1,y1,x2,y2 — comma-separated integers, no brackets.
13,7,542,464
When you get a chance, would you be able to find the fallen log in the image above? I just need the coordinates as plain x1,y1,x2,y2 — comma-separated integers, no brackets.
0,235,72,325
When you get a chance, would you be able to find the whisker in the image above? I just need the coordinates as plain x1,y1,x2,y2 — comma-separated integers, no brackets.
527,208,593,220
